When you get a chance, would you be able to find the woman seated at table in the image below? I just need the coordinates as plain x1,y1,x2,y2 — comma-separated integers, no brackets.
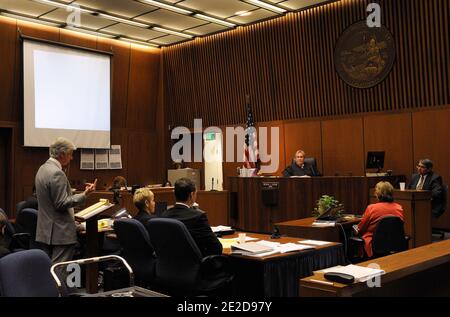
133,187,156,226
354,181,404,258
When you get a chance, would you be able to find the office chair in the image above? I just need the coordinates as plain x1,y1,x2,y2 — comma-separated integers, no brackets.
147,218,234,296
0,208,30,252
113,218,156,287
0,249,59,297
349,216,409,262
304,157,321,176
15,200,28,217
432,184,448,240
15,208,39,249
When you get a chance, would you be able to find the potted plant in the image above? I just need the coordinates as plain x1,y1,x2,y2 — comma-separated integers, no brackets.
313,195,344,217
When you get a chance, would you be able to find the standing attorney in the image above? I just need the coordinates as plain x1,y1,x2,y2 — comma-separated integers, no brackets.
35,137,97,263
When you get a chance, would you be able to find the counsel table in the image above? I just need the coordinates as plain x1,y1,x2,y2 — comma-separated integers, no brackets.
221,232,345,297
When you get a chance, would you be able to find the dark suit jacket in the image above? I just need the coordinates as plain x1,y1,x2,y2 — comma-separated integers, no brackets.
133,210,156,227
162,203,222,257
283,161,318,177
408,172,445,217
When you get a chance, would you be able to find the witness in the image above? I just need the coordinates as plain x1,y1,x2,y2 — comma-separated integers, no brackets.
408,159,445,218
162,178,222,257
355,181,404,258
133,188,156,226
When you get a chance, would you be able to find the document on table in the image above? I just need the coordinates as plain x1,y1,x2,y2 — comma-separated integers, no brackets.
320,265,385,282
299,239,333,246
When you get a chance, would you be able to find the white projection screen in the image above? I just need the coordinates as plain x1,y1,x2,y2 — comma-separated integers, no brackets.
23,39,111,148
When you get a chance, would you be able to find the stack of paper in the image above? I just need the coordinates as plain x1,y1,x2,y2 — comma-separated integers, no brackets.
321,265,385,282
255,240,281,248
211,225,233,233
231,242,274,255
299,239,333,246
276,243,315,253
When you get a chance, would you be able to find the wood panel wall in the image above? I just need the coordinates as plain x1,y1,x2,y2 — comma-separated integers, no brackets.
0,16,164,216
163,0,449,128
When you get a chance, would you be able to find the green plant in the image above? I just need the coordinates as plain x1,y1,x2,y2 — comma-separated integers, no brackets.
313,195,344,217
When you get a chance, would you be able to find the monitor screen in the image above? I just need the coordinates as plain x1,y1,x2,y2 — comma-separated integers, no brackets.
366,151,385,170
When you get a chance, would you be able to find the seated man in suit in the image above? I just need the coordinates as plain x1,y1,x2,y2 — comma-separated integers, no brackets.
162,178,222,257
282,149,319,177
133,187,156,226
408,159,445,218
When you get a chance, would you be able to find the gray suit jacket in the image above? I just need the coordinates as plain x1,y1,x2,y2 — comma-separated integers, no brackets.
35,159,86,245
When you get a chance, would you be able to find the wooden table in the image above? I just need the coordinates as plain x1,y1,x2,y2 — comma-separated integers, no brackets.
275,216,360,242
221,232,345,296
300,239,450,297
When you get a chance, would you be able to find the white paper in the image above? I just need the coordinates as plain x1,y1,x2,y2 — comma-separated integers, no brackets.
80,149,94,170
211,225,232,233
109,145,122,169
256,240,281,248
312,221,335,227
320,265,385,282
277,243,314,253
299,239,333,246
95,149,109,170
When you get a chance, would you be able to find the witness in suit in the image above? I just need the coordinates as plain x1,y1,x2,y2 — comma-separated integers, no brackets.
35,137,97,263
408,159,444,218
355,181,404,258
162,178,222,257
283,150,319,177
133,187,156,226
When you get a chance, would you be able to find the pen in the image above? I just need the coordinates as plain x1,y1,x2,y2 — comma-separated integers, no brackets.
309,279,334,286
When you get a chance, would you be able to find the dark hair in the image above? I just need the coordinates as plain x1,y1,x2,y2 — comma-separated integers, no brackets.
174,178,196,202
419,159,433,169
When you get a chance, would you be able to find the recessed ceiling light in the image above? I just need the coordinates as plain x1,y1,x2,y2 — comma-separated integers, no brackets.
235,11,252,17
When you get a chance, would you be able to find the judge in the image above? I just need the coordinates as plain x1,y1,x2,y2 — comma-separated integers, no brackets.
282,150,319,177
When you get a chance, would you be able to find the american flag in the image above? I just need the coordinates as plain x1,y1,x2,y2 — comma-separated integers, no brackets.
243,101,260,171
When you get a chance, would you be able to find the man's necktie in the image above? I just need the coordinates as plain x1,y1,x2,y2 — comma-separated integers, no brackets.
416,175,425,190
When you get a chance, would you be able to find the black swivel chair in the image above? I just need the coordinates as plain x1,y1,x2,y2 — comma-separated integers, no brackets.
113,218,156,287
0,249,59,297
304,157,321,176
349,216,409,262
432,184,448,239
15,208,39,249
0,208,30,252
147,218,233,296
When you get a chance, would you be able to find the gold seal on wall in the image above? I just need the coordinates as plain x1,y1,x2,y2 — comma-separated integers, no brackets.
334,21,395,89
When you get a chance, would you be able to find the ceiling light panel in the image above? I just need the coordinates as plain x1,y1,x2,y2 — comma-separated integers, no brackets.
185,23,229,36
151,34,187,45
138,0,193,15
179,0,257,19
227,8,277,24
0,0,56,17
102,23,164,40
136,9,205,30
278,0,330,10
42,8,114,29
74,0,157,17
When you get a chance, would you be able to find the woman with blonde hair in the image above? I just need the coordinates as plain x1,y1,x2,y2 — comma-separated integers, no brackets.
355,181,404,257
132,188,156,226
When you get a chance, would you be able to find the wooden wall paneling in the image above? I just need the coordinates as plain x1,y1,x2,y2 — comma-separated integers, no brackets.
163,0,449,128
412,108,450,185
256,121,285,176
59,29,97,49
283,120,322,173
321,117,364,176
97,39,130,129
0,17,17,122
126,131,158,186
126,46,160,130
363,112,413,183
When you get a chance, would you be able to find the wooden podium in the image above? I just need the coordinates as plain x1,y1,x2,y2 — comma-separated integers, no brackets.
75,200,115,294
370,189,432,248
